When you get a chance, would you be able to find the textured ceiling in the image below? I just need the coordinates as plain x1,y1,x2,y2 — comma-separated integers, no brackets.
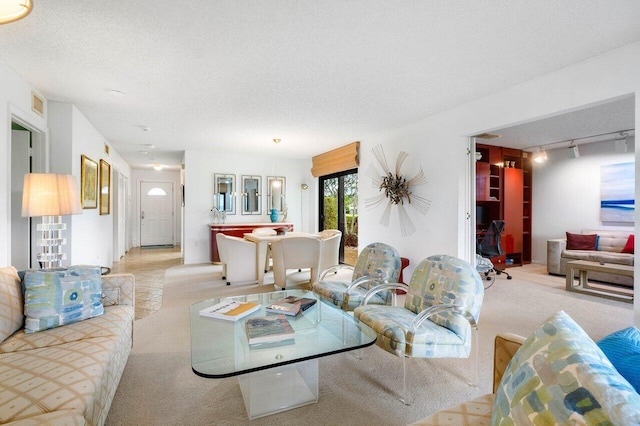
1,1,639,169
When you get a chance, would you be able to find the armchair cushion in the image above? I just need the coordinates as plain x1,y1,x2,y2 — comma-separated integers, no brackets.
492,311,640,425
23,266,103,334
0,267,24,344
311,280,387,311
354,305,466,357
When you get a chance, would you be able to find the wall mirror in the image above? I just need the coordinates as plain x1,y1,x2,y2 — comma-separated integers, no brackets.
241,175,261,215
267,176,286,213
214,173,236,215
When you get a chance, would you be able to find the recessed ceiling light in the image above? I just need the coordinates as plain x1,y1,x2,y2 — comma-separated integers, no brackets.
273,138,281,144
106,89,125,97
139,151,149,155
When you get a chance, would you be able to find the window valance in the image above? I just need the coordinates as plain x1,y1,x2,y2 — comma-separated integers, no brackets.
311,141,359,177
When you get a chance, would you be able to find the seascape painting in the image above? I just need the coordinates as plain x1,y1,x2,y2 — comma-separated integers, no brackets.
600,162,635,223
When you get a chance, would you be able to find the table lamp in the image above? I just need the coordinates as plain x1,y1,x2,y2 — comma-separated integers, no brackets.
21,173,82,269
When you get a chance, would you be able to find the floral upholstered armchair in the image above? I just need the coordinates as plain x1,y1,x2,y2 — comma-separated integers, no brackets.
311,242,402,311
354,254,484,404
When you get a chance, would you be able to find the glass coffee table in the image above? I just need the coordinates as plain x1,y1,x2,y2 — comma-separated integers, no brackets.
190,290,377,419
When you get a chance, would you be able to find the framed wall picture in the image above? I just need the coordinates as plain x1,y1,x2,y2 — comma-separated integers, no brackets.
81,155,98,209
100,159,111,215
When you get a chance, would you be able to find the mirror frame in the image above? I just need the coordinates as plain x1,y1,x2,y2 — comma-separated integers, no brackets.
267,176,286,214
241,175,262,215
213,173,236,215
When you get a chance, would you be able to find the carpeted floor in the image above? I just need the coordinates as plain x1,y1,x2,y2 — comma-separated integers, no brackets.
105,262,635,426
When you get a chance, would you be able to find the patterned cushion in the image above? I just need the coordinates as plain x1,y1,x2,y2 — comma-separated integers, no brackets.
0,267,24,343
492,311,640,425
312,280,387,310
597,326,640,393
23,266,104,334
0,305,133,354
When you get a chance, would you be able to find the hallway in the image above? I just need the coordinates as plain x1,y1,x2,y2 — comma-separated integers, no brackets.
111,246,182,319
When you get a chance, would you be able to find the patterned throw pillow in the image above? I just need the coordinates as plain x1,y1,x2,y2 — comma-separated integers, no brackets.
492,311,640,425
0,266,24,343
23,265,104,333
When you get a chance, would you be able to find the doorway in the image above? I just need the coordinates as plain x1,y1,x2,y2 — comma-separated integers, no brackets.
10,121,45,269
319,169,358,264
140,181,175,247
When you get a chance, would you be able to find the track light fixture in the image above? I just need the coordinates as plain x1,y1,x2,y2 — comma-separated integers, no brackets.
533,147,548,164
567,141,579,159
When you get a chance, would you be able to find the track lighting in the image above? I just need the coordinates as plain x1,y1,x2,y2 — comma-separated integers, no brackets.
533,148,548,164
567,142,579,159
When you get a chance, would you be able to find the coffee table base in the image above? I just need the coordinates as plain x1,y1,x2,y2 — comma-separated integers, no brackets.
565,260,633,303
238,359,319,419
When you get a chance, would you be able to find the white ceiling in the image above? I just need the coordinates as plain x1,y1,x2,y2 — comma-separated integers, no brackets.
1,1,640,169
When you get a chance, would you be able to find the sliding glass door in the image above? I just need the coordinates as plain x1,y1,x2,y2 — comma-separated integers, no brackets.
319,169,358,265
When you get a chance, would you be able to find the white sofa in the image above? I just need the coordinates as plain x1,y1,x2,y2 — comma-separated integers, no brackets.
547,228,633,287
0,266,135,425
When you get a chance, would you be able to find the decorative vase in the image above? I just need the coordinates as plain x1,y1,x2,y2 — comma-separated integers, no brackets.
270,208,278,223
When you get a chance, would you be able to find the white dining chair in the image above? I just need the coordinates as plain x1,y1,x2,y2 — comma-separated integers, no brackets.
270,237,322,289
216,233,258,285
317,230,342,273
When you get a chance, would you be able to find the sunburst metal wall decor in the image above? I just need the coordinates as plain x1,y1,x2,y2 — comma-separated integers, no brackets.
365,145,431,237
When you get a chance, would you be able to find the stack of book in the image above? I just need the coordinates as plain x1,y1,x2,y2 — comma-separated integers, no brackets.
265,296,317,317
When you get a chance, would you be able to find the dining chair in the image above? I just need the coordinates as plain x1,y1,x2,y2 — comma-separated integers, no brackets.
311,242,401,311
270,237,322,289
316,229,342,273
252,228,277,272
354,254,484,405
216,233,258,285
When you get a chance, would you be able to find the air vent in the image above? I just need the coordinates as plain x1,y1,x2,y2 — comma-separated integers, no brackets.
473,133,501,139
31,92,44,116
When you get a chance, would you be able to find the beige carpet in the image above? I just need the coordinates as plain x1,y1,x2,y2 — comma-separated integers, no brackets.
105,263,635,426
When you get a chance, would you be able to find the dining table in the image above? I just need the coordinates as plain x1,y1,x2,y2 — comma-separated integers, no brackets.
243,231,321,286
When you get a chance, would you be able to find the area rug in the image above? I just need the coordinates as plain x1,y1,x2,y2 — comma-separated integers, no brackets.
106,263,635,425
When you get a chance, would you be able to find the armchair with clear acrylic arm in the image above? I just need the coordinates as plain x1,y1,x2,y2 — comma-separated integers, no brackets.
311,242,402,311
354,254,484,405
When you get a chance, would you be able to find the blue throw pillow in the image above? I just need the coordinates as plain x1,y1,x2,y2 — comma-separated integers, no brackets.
597,326,640,393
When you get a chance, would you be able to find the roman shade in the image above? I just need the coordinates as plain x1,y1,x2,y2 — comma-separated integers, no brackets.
311,141,359,177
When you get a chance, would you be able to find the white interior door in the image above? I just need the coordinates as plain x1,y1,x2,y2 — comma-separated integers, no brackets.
140,181,174,247
11,129,30,269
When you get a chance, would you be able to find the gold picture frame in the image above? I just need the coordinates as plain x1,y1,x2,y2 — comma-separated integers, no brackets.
99,159,111,215
81,155,98,209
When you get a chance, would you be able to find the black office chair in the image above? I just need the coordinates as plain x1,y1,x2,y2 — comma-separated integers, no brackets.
476,220,512,280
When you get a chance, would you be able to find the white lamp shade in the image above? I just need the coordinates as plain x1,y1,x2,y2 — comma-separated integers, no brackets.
22,173,82,217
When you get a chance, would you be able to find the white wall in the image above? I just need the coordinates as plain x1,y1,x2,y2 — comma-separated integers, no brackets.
130,168,182,247
532,138,636,264
183,150,314,264
0,61,49,266
48,102,132,267
358,40,640,325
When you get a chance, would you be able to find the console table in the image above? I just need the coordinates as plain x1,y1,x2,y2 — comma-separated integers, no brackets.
565,260,634,303
209,223,294,262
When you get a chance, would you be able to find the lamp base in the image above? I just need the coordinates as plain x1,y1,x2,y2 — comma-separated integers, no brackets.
37,216,67,269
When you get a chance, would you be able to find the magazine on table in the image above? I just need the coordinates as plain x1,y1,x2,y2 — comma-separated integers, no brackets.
265,296,317,317
199,300,260,321
245,315,295,345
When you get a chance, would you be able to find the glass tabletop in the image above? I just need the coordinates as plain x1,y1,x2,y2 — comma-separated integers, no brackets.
190,290,377,378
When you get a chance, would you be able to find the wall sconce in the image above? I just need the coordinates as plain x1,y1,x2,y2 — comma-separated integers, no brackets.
22,173,83,269
301,183,309,190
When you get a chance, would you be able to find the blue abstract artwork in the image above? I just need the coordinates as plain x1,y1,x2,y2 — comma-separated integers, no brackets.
601,162,635,223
